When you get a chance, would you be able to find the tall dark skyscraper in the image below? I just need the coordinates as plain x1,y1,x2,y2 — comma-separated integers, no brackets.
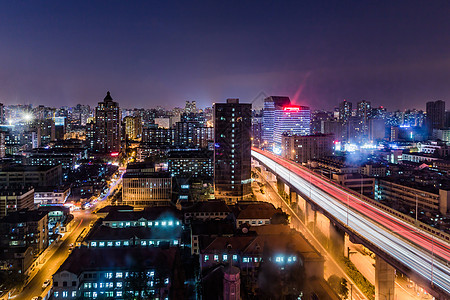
426,100,446,130
214,98,252,204
94,91,121,153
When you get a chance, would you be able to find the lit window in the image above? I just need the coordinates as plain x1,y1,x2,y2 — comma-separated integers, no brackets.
71,291,76,297
115,241,121,246
90,242,97,247
223,255,228,261
54,292,59,297
107,242,113,247
99,242,105,247
164,278,169,284
168,221,173,226
116,291,122,297
173,240,179,245
232,255,237,261
123,241,129,246
155,222,159,226
117,282,122,287
214,255,218,261
204,255,209,261
141,241,147,246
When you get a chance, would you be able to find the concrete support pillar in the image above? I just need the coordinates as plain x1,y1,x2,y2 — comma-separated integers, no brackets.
329,222,345,258
297,194,306,221
375,256,395,300
290,191,297,206
305,202,316,230
276,177,284,195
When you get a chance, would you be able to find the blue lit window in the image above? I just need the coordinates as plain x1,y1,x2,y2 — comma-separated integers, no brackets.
173,240,179,245
123,241,129,246
115,241,121,246
116,291,122,297
204,255,209,261
214,255,218,261
90,242,97,247
162,221,167,226
107,242,113,247
155,222,159,226
116,272,123,278
141,241,147,246
168,221,173,226
99,242,105,247
243,257,249,263
232,255,237,261
54,291,59,297
164,278,169,284
223,255,228,261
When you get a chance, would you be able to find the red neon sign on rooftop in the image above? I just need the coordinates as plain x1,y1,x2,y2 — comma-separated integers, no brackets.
283,105,301,111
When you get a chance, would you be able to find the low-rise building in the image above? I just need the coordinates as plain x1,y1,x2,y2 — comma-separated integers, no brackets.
0,209,49,256
34,185,71,206
376,179,450,215
0,186,34,218
0,164,63,186
102,206,182,229
235,202,281,227
52,247,182,300
122,171,172,207
85,225,182,248
281,133,334,163
183,201,232,223
333,173,375,197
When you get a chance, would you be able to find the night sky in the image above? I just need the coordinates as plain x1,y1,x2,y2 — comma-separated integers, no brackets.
0,1,449,110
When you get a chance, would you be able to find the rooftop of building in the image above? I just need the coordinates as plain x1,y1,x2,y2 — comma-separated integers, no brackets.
55,247,178,276
123,172,171,179
167,149,213,159
103,206,182,222
0,185,34,195
203,224,322,261
0,164,60,173
96,205,134,214
86,224,182,241
0,209,48,223
184,200,232,213
234,202,280,220
191,219,236,236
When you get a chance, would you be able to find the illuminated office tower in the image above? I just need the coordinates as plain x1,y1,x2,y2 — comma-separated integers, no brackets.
94,91,121,153
214,99,252,204
262,96,291,149
124,116,142,140
273,105,311,149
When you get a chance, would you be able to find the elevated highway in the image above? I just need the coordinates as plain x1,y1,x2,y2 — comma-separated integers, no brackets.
252,148,450,299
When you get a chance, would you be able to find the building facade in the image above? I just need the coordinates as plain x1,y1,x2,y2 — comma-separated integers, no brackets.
281,133,334,163
94,91,121,153
214,99,252,204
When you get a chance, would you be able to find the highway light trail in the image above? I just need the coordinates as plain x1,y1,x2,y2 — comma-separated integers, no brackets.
252,149,450,296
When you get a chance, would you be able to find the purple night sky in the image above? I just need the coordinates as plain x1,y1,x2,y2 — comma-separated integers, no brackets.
0,1,449,110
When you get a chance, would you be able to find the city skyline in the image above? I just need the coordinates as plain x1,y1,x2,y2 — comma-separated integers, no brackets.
0,1,449,110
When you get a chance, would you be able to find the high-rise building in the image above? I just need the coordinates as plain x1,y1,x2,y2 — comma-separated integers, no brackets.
426,100,446,133
339,100,352,124
123,116,142,140
185,101,197,114
273,105,311,148
262,96,291,148
94,91,121,153
214,99,252,204
357,100,371,137
0,103,4,124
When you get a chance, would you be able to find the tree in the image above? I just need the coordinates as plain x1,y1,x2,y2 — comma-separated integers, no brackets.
328,275,349,299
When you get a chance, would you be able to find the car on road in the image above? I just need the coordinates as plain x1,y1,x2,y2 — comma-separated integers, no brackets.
42,279,51,289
